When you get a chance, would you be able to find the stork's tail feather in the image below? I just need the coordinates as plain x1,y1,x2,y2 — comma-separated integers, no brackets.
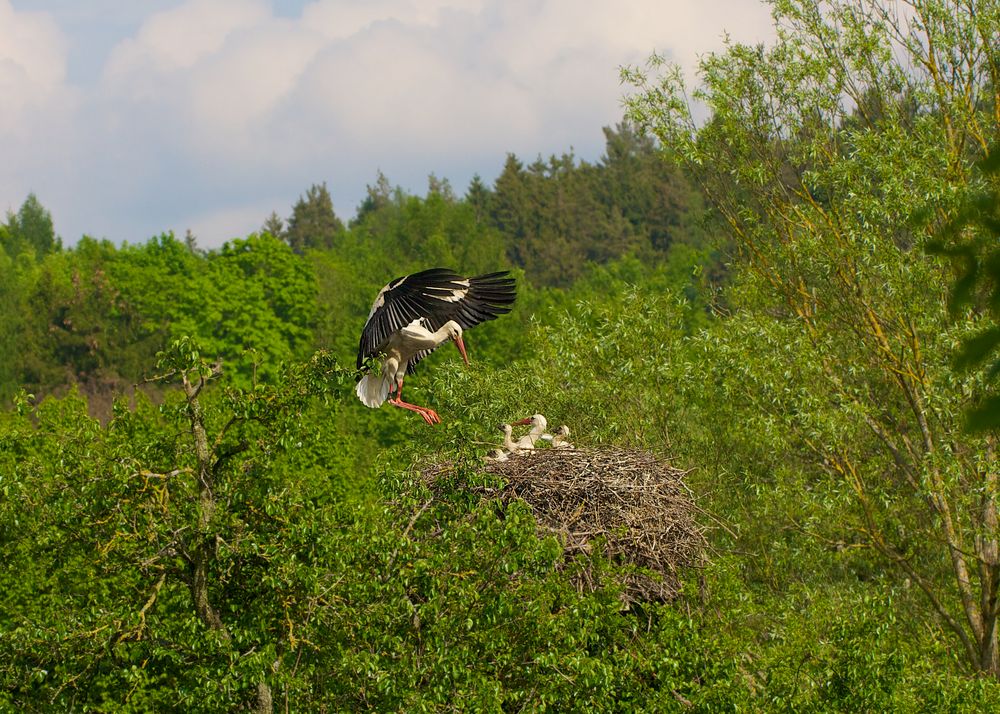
356,373,391,408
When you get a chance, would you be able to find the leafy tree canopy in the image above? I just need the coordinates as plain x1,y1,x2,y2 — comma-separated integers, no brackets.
2,193,60,260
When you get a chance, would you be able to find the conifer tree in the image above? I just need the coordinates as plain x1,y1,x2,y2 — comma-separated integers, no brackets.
285,182,344,253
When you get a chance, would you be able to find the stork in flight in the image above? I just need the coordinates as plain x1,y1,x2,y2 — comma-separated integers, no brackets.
355,267,516,424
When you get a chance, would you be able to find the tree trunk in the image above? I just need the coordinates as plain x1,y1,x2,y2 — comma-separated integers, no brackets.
182,369,273,711
184,373,230,640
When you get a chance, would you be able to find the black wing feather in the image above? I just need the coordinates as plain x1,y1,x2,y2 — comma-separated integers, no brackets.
405,270,517,373
357,267,516,371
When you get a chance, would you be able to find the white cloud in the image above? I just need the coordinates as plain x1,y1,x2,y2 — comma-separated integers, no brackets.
286,18,539,153
1,0,776,246
184,24,325,154
0,0,82,231
103,0,271,79
0,0,66,118
300,0,488,41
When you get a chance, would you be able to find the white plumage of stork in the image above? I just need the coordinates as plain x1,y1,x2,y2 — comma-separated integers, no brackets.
551,425,573,449
355,267,517,425
512,413,548,451
487,423,522,461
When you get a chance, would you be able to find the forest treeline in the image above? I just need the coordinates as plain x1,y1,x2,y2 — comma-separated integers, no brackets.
3,0,1000,710
0,122,709,411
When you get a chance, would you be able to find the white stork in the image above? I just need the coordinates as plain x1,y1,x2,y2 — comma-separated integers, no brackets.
501,423,522,454
512,413,548,451
487,423,522,461
355,267,516,424
551,425,573,449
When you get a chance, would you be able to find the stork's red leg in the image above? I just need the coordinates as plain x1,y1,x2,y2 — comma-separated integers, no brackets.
389,380,441,425
389,397,438,425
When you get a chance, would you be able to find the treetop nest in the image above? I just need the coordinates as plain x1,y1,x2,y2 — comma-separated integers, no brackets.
424,447,705,603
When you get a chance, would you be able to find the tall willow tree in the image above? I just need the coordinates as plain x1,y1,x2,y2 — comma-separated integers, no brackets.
625,0,1000,675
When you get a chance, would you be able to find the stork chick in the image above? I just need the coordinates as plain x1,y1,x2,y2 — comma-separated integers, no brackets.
512,414,548,452
486,423,521,461
551,425,574,449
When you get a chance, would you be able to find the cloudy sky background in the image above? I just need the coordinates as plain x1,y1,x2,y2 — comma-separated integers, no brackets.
2,0,775,248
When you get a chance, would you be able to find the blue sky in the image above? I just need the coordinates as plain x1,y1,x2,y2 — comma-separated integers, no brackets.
2,1,774,248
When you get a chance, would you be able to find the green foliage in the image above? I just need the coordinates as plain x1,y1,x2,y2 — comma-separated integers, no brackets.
1,232,319,404
260,211,285,241
186,233,319,386
17,238,143,394
488,125,704,287
1,341,356,710
2,193,60,259
302,477,744,712
284,182,345,253
928,146,1000,430
625,0,1000,677
5,5,1000,703
0,251,29,403
2,333,751,710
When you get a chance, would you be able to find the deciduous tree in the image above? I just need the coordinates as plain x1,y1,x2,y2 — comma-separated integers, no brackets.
4,193,60,259
626,0,1000,676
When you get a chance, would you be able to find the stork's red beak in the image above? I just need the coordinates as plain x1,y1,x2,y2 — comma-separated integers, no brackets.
454,334,469,365
512,417,532,426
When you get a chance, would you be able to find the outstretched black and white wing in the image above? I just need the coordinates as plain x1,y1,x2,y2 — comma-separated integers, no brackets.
356,267,517,370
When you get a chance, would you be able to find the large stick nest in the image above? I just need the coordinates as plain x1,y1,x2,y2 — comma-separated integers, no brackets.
425,447,705,603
